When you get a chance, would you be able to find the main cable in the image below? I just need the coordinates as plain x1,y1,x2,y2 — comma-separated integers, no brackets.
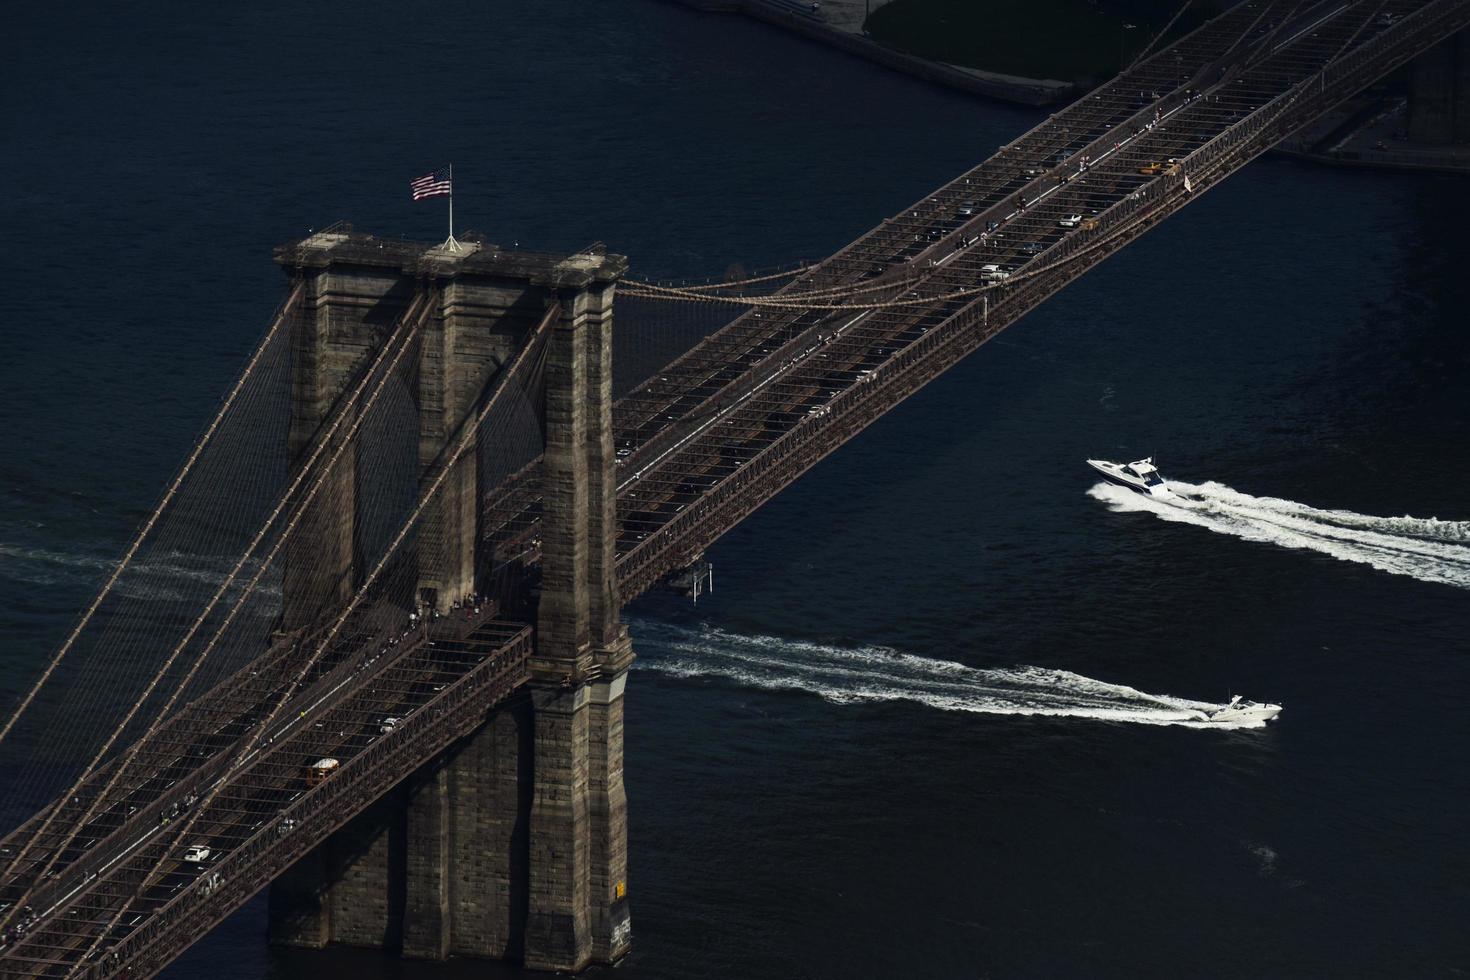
0,293,430,927
0,285,303,753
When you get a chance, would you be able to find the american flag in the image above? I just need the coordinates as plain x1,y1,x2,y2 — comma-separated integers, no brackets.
410,167,452,201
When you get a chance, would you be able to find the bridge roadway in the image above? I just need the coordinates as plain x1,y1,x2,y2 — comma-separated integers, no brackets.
0,607,531,976
484,0,1465,598
4,0,1470,975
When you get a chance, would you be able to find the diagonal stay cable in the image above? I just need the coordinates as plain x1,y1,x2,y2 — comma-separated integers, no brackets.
70,300,559,974
0,284,304,752
1325,0,1390,65
0,294,425,925
4,320,303,810
0,291,431,925
1128,1,1197,71
0,331,294,816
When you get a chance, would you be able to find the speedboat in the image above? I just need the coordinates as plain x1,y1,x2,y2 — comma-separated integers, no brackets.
1086,456,1172,497
1199,695,1282,725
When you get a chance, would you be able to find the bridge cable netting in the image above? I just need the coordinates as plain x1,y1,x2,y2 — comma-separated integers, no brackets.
0,308,302,827
65,304,559,968
0,289,556,954
0,293,436,913
0,284,303,757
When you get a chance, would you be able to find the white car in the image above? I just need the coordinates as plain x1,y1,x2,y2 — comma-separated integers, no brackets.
980,264,1011,282
1058,214,1083,228
380,717,401,735
182,844,211,864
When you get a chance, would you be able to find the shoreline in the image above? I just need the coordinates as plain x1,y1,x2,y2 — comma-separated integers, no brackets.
667,0,1076,106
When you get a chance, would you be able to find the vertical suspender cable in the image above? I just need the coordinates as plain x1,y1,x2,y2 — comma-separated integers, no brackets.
0,292,431,920
73,303,560,974
0,283,304,751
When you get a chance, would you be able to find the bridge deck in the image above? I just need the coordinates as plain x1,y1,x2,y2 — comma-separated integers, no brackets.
484,0,1450,600
1,617,529,976
5,0,1468,974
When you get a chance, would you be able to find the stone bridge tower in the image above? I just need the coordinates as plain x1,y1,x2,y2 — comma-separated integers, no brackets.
267,228,632,972
1408,28,1470,144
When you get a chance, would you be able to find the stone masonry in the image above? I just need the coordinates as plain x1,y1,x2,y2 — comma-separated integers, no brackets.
267,231,632,972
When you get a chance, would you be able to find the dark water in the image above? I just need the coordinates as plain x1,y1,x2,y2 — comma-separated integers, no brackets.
5,1,1470,977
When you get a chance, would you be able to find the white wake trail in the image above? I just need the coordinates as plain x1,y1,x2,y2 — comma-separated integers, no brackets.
634,622,1260,728
1181,481,1470,543
0,542,283,601
1088,481,1470,589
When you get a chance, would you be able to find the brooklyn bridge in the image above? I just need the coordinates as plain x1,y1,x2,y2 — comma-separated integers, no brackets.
1,1,1465,976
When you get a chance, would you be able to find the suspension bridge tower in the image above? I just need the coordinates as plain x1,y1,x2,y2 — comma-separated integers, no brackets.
1409,28,1470,143
265,227,633,972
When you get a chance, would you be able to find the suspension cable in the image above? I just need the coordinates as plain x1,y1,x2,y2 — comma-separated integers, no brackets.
1128,0,1196,71
72,302,558,973
626,262,818,291
0,284,303,752
0,293,431,925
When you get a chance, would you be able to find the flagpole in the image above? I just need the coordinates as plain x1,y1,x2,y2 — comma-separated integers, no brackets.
445,163,463,252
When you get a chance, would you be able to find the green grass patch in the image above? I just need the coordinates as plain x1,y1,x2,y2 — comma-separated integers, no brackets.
865,0,1215,85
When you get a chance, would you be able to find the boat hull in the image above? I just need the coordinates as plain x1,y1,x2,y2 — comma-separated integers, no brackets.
1203,703,1282,725
1085,458,1170,497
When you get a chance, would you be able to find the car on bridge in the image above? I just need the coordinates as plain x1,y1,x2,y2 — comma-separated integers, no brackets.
1059,214,1084,228
182,844,211,864
1139,159,1181,176
980,264,1011,282
306,757,340,786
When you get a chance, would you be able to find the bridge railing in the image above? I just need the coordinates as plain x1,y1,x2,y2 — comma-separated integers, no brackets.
92,626,533,980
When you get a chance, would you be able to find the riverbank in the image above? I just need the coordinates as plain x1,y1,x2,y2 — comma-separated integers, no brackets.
668,0,1075,105
865,0,1210,83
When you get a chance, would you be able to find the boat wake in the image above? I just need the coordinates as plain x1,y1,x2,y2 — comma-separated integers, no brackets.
1088,480,1470,589
634,621,1262,728
0,542,283,601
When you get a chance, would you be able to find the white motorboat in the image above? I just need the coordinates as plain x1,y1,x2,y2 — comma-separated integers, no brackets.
1086,456,1172,497
1200,695,1282,725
